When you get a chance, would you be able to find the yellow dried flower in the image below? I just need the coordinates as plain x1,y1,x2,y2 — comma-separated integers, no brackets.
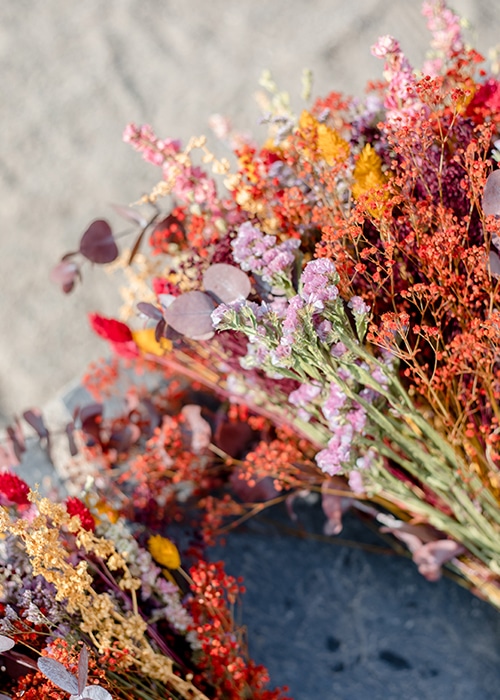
298,110,349,165
352,143,388,199
148,534,181,570
316,123,349,165
132,328,172,356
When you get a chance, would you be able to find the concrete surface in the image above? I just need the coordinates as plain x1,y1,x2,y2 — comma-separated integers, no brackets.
0,0,498,422
213,506,500,700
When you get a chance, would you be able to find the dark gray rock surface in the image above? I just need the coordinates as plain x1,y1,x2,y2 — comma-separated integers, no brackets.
211,505,500,700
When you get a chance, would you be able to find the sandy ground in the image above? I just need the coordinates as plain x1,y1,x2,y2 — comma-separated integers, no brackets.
1,0,497,423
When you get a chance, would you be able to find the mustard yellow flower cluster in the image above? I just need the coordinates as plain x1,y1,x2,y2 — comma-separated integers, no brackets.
298,110,350,166
352,143,388,199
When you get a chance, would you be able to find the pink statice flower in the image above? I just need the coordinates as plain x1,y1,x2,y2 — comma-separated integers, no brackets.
331,342,348,358
371,35,426,124
356,448,376,471
282,295,305,336
162,162,219,210
348,470,365,494
321,382,347,428
315,423,354,476
288,382,322,416
211,303,233,328
240,340,269,370
348,296,371,316
371,365,389,388
270,342,292,367
123,122,181,166
422,0,464,76
268,294,306,364
346,405,367,433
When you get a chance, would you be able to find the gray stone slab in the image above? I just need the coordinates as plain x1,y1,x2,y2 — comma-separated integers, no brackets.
211,504,500,700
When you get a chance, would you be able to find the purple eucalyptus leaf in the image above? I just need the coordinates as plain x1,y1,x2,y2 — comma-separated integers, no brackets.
66,421,78,457
137,302,164,320
110,203,148,229
482,169,500,216
50,259,80,293
37,657,79,694
164,291,216,339
77,685,113,700
79,403,103,425
0,635,14,652
155,318,166,342
77,645,89,694
0,440,20,469
108,424,141,452
79,220,118,264
6,420,25,460
22,408,49,440
203,263,251,304
4,648,38,674
78,403,104,444
489,250,500,279
165,325,183,341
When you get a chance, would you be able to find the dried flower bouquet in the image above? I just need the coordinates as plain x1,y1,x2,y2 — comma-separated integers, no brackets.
50,0,500,607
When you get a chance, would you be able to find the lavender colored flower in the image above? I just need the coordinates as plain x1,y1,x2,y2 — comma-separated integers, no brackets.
262,247,297,277
331,342,348,358
315,318,333,343
315,424,354,476
289,382,322,408
346,405,367,433
24,602,47,625
348,470,365,494
211,303,232,328
348,296,371,316
231,222,299,283
356,448,376,471
240,340,269,370
321,382,347,428
371,365,389,388
300,258,339,307
4,605,18,621
281,295,305,345
270,343,292,366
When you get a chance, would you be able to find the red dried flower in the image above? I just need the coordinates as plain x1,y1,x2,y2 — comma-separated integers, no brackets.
88,313,133,343
65,496,96,531
0,470,30,505
152,277,181,297
88,313,139,358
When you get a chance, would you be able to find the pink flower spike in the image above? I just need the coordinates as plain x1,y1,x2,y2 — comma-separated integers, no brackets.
412,540,466,581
